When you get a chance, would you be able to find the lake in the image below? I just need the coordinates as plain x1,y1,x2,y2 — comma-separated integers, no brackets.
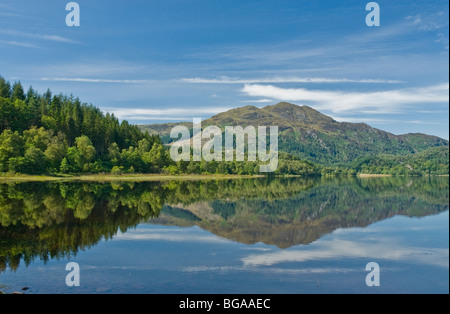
0,177,448,294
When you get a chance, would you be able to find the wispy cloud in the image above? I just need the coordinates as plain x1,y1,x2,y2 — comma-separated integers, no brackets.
114,229,231,244
29,62,154,79
408,120,441,125
182,265,359,275
40,74,403,86
182,76,403,84
40,77,152,84
102,107,233,121
406,13,448,31
333,117,442,126
241,99,275,104
0,29,78,44
0,39,40,49
0,12,23,17
242,83,449,114
332,117,392,124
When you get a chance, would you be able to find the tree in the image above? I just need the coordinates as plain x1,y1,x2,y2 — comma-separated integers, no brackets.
108,143,121,166
11,81,25,102
120,146,146,173
75,136,96,164
25,86,37,104
24,146,49,174
66,147,83,173
23,127,52,151
0,130,24,171
138,138,152,154
143,143,167,173
60,157,71,174
0,97,14,130
45,142,67,170
186,161,201,174
7,157,29,173
0,77,11,98
41,115,58,131
111,166,123,175
12,99,33,131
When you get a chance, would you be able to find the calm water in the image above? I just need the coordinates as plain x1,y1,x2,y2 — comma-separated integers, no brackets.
0,177,448,294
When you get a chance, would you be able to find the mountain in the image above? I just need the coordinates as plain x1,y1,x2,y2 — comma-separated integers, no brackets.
139,102,449,165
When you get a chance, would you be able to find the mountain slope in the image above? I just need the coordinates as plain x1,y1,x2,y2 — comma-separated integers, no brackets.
139,102,448,165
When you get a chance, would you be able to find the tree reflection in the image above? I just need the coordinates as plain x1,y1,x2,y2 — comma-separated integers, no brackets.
0,176,448,272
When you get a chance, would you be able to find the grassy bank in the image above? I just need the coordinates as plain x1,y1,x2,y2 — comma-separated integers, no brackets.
357,174,393,178
0,173,265,182
1,173,447,182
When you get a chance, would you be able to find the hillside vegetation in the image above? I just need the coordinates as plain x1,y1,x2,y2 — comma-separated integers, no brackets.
141,102,449,176
1,76,448,176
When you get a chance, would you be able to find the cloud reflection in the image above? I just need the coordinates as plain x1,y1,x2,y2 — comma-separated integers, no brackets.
113,227,231,244
241,238,449,268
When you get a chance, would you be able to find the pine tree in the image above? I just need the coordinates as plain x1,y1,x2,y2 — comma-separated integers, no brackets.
0,77,11,98
11,81,25,102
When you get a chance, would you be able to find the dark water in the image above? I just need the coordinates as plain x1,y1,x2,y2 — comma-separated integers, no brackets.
0,177,448,294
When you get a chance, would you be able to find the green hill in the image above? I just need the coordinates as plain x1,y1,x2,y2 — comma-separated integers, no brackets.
139,102,449,165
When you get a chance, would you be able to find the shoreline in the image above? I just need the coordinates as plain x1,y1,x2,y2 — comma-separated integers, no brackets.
0,173,448,182
0,174,266,182
357,174,392,178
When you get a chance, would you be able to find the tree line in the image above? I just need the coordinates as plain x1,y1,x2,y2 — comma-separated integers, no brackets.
0,77,165,174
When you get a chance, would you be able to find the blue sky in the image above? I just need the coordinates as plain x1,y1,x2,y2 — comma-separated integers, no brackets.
0,0,448,139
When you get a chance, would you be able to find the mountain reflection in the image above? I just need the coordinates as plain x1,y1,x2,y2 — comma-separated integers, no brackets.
1,177,448,271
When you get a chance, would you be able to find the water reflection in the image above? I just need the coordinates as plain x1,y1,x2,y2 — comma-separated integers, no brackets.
0,177,448,272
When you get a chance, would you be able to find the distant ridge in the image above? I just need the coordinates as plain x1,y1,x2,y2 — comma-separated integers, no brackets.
139,102,449,165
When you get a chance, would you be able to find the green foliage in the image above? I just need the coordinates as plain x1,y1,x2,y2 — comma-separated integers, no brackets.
0,78,161,175
139,102,449,175
11,81,25,102
111,166,124,175
0,130,24,172
23,147,49,174
0,77,448,176
0,77,11,99
59,158,71,174
353,147,449,176
75,135,96,163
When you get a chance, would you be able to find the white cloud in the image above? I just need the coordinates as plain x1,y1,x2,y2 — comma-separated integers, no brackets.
332,117,392,124
332,117,441,125
182,76,402,84
406,13,448,31
113,230,231,244
0,29,78,44
102,107,233,121
181,265,358,275
0,39,40,49
242,239,449,268
242,83,449,114
408,120,441,125
0,12,23,17
241,99,276,104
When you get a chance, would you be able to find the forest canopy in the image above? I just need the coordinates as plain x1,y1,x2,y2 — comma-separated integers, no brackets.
0,76,163,175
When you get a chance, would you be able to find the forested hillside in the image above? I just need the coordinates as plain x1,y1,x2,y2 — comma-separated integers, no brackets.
0,76,164,174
